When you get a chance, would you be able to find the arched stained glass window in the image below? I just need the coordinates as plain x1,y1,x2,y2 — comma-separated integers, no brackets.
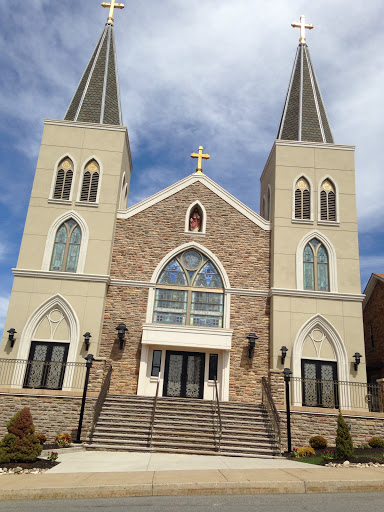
303,239,329,291
50,219,81,272
154,249,224,328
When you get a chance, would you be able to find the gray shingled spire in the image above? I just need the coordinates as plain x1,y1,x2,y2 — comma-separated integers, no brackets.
277,44,334,143
64,23,122,125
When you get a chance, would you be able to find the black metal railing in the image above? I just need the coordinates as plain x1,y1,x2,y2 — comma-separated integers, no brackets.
0,358,86,391
88,365,113,441
261,376,281,450
148,372,161,448
291,377,381,412
212,376,223,451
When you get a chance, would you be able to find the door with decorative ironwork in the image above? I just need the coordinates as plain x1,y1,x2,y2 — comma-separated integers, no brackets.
24,342,69,390
163,351,205,399
301,359,338,408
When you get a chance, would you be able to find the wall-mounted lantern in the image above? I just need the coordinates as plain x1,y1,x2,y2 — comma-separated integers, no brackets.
83,332,92,352
7,328,17,348
280,346,288,365
116,323,128,350
353,352,362,371
246,332,259,358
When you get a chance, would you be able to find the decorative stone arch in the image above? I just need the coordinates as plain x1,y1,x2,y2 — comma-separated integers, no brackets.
262,195,267,219
42,210,89,273
318,175,340,223
119,172,129,209
292,172,314,221
185,201,207,234
49,153,77,201
296,230,337,292
146,241,231,327
76,155,103,204
291,314,350,407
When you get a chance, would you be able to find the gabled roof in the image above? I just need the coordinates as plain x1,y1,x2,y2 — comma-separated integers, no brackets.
277,44,333,143
363,273,384,309
64,23,122,125
117,173,271,231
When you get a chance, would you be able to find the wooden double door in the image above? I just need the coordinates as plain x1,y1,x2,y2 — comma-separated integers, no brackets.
163,350,205,399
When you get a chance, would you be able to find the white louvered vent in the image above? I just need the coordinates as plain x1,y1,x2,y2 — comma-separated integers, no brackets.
80,171,91,201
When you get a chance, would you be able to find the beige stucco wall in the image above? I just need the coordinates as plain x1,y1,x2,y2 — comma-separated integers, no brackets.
0,119,131,361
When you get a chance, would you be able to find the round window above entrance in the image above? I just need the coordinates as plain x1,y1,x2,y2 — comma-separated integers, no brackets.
154,249,224,328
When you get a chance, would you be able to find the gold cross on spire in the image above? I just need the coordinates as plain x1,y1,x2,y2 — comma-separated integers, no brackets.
291,14,314,44
191,146,210,174
101,0,125,25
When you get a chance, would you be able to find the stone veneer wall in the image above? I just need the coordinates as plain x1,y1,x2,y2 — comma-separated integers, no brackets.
100,181,271,401
0,393,95,441
363,279,384,381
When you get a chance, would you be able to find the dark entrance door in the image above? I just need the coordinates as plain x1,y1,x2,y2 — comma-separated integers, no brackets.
24,341,69,390
301,359,338,408
163,351,205,399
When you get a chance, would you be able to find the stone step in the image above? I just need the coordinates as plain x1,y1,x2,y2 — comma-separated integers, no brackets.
100,407,268,421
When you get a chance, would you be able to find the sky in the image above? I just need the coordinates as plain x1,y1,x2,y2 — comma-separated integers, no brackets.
0,0,384,333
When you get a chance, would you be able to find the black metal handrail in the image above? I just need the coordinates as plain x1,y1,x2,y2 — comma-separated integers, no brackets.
88,365,113,441
291,377,381,411
261,376,281,451
0,357,86,391
148,372,161,448
213,376,223,451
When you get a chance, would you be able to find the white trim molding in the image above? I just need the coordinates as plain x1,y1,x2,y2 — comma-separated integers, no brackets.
185,200,207,234
13,268,109,284
76,155,103,205
118,173,271,231
291,314,350,408
270,287,364,302
292,173,314,222
267,184,272,222
318,175,340,223
42,210,90,273
49,154,77,201
296,230,338,292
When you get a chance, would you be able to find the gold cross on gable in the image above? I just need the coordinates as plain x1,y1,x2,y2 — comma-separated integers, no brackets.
191,146,210,174
101,0,125,25
291,14,314,44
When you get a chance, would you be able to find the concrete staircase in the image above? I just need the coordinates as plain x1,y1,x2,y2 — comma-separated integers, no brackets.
86,395,281,457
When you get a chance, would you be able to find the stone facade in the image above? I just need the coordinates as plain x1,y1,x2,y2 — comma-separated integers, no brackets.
363,277,384,381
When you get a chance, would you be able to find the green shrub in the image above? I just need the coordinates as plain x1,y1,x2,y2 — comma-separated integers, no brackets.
309,435,328,449
0,408,42,463
297,446,316,458
54,432,72,447
335,410,354,460
368,437,384,448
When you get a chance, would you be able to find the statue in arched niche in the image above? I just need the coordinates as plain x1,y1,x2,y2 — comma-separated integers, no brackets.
189,207,201,232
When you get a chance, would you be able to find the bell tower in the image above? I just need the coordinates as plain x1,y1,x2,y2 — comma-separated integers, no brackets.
0,3,132,362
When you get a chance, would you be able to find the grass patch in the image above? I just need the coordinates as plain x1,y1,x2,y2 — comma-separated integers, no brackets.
296,456,323,465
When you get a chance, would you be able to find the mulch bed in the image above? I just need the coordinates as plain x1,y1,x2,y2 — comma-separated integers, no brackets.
286,447,384,465
0,459,60,470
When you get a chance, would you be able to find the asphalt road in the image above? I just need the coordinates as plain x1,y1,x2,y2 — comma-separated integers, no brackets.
1,492,384,512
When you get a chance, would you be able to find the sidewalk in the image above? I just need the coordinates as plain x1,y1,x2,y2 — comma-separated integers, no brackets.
1,451,384,500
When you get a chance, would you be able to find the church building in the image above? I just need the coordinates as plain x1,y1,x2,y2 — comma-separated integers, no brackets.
0,6,374,450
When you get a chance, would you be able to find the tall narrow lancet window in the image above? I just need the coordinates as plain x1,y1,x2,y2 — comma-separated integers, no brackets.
320,180,336,221
153,249,224,327
295,178,310,220
53,158,73,200
303,239,329,291
80,160,100,202
50,219,82,272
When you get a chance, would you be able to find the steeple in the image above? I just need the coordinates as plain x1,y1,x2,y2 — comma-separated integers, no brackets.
277,15,334,143
64,3,124,125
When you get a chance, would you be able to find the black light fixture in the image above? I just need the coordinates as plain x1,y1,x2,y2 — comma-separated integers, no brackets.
246,332,259,358
83,332,92,351
353,352,362,371
116,322,128,350
280,346,288,365
7,328,17,348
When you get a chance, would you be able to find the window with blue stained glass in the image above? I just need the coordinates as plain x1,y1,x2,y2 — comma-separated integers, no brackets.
303,239,329,291
153,249,224,327
50,219,81,272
